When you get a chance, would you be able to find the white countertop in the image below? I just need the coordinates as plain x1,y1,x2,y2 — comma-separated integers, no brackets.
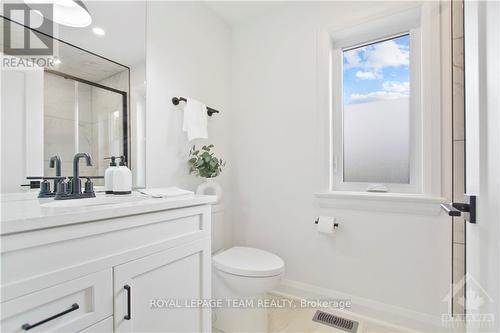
0,191,216,235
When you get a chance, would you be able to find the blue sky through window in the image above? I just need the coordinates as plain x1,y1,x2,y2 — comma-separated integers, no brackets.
343,34,410,105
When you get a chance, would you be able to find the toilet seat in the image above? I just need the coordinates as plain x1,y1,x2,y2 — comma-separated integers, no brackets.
213,246,285,277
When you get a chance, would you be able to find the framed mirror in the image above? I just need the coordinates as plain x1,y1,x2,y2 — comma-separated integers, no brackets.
1,1,146,191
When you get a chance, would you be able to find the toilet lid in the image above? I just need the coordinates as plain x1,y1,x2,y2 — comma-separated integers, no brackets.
213,247,285,277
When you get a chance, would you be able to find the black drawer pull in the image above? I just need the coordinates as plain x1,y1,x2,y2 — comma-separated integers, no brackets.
124,285,131,320
22,303,79,330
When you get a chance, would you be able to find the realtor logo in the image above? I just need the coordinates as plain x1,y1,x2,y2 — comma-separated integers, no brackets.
442,273,495,328
443,273,494,312
2,3,54,56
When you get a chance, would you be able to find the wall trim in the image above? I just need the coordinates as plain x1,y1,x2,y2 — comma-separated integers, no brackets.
314,192,445,215
274,278,452,333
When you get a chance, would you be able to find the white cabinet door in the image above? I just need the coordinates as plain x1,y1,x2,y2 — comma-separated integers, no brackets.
113,239,211,333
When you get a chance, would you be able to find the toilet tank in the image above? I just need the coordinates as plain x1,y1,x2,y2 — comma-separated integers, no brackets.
211,204,225,253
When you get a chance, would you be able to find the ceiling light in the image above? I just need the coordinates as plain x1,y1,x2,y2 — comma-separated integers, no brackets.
25,0,92,28
92,27,105,36
53,57,61,65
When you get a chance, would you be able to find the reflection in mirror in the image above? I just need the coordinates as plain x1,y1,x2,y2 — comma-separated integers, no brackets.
43,69,128,185
0,1,145,192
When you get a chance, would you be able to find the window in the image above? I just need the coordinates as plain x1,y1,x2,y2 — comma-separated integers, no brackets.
321,4,445,201
342,34,410,185
328,7,432,194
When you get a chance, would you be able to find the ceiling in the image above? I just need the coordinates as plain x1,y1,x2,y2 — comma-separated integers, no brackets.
55,1,146,67
203,1,286,26
0,0,284,67
0,19,127,82
1,0,146,67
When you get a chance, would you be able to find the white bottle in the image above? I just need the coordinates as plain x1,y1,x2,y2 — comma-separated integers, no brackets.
104,156,117,194
112,156,132,195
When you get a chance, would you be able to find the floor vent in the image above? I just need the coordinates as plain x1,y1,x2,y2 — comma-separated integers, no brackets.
312,310,359,333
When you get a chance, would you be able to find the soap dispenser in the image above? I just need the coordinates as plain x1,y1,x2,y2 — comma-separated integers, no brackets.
104,156,117,194
112,156,132,195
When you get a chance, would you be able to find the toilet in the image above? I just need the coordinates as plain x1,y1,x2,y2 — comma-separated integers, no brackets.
211,205,285,333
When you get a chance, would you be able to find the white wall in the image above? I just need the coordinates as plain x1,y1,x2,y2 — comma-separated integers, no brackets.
1,70,27,193
145,0,454,327
130,63,146,188
1,64,44,193
229,1,451,327
146,1,232,246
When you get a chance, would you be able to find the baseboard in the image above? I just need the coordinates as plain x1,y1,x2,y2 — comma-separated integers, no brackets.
273,278,453,333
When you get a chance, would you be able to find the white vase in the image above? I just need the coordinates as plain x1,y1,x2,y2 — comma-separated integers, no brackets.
196,178,222,203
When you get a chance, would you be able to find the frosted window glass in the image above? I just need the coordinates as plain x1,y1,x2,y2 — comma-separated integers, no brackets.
342,34,410,184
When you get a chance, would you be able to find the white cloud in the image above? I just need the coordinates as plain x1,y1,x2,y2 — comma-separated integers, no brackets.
350,91,409,104
356,70,382,80
364,40,409,69
344,50,363,68
348,80,410,104
344,39,409,73
382,81,410,94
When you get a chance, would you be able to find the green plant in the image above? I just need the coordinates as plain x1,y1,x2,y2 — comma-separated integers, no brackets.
188,144,226,178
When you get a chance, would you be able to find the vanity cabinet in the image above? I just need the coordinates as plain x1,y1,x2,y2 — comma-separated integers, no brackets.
79,318,114,333
0,203,212,333
1,269,112,333
114,239,210,332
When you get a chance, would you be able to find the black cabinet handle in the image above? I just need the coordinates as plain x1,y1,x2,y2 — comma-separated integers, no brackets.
124,285,131,320
22,303,79,330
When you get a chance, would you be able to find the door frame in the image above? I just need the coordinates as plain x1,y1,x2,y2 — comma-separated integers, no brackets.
463,1,500,331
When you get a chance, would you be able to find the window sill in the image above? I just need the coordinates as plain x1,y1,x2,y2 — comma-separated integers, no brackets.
314,191,445,216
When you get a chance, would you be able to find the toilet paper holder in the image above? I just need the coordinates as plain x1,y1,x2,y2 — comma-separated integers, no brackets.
314,218,339,229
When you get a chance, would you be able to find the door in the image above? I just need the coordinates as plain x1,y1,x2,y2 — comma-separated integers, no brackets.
463,1,500,331
113,239,211,333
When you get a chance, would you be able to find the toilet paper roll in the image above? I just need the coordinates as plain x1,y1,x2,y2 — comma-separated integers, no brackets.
316,216,336,234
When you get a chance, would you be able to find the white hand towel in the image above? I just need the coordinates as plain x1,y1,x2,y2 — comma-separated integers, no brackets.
139,187,194,198
182,98,208,141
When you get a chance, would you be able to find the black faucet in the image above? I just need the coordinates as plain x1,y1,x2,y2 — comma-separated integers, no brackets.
30,156,65,198
72,153,92,195
54,153,96,200
47,155,63,197
49,155,62,177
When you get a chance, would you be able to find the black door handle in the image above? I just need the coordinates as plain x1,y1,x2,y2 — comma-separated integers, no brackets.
22,303,79,330
440,203,463,216
124,285,131,320
440,195,476,224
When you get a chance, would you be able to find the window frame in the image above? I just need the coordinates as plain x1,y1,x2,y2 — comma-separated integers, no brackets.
329,8,424,194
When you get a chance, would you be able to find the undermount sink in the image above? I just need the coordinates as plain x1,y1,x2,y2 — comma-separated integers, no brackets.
41,195,148,208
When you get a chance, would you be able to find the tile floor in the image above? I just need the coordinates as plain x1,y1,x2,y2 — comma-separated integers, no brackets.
267,295,412,333
213,293,416,333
